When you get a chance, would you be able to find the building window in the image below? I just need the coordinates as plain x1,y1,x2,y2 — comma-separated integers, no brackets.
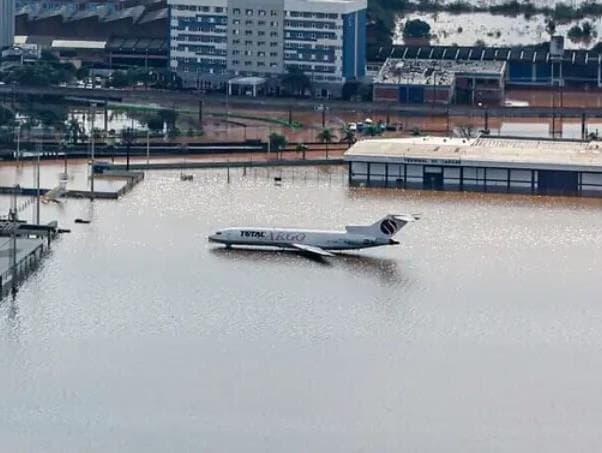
245,8,253,15
258,9,266,16
270,32,278,37
233,8,240,14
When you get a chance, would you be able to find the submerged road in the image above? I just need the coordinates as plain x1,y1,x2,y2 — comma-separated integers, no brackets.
3,85,602,119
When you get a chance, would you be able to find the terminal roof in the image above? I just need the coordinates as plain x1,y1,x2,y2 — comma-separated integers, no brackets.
344,136,602,171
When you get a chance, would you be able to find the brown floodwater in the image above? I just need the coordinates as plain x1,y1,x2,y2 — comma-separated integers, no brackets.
0,165,601,452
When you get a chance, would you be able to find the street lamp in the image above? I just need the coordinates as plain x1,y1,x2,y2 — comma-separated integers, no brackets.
477,101,489,134
89,102,96,200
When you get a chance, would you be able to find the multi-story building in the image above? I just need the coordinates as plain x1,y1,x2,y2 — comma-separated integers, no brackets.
0,0,15,48
168,0,366,96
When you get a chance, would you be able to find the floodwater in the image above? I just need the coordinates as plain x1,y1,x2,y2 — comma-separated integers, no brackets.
1,166,602,452
396,11,601,49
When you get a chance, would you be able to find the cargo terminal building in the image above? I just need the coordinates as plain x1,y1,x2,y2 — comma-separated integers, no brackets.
344,137,602,197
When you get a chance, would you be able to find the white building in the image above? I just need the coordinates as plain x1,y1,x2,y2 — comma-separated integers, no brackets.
168,0,366,96
0,0,15,48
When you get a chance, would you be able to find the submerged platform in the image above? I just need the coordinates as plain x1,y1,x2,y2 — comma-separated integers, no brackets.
344,136,602,196
0,237,46,298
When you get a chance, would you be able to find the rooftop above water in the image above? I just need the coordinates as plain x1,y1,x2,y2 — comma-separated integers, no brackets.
344,136,602,170
373,58,506,86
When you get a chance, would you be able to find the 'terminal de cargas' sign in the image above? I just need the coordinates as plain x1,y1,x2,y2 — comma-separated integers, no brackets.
403,157,461,165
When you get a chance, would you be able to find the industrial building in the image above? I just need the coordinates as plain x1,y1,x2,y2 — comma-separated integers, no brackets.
167,0,367,96
16,0,167,40
370,37,602,89
10,0,168,69
0,0,15,48
344,136,602,197
372,58,506,106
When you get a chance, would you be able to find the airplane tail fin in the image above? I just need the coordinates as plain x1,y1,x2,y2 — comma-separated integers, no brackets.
345,214,420,238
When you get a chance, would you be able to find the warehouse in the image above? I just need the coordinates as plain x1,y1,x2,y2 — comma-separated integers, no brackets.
372,58,506,105
344,136,602,197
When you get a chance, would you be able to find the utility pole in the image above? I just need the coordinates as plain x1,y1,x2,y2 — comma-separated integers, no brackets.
10,185,19,296
90,102,96,201
146,129,150,166
35,141,41,225
15,125,20,166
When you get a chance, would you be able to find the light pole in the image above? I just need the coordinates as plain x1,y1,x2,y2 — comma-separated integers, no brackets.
146,129,150,166
477,101,489,134
15,124,20,165
35,140,41,224
90,102,96,200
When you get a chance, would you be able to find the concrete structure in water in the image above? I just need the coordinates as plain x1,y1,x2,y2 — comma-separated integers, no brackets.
0,0,15,48
167,0,367,97
344,136,602,197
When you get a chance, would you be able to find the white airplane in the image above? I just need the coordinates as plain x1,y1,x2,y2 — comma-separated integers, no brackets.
208,214,420,257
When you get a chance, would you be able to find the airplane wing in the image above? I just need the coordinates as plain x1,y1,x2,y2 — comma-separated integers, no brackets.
290,243,335,257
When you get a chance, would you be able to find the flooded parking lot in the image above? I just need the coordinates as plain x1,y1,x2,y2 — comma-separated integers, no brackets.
1,166,602,451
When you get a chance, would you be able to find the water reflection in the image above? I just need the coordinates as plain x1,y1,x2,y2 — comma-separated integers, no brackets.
210,246,409,286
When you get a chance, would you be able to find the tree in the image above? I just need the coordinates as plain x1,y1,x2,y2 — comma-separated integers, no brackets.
68,119,83,144
295,142,309,160
545,18,556,38
281,67,312,96
340,126,356,147
403,19,431,39
269,132,287,158
108,71,130,88
121,127,136,170
317,128,335,159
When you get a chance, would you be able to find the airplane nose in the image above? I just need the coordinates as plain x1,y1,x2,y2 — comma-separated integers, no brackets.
389,239,400,245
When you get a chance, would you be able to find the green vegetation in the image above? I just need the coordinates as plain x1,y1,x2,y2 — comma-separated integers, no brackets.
340,126,356,147
280,67,312,97
567,21,596,42
295,142,309,160
0,50,78,87
108,68,182,90
317,128,336,158
269,132,287,155
403,18,431,39
367,0,602,59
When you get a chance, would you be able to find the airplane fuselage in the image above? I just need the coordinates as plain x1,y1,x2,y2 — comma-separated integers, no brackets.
208,227,397,251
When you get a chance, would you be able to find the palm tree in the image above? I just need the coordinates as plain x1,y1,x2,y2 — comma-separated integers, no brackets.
67,118,83,145
295,142,309,160
340,126,356,148
317,128,335,159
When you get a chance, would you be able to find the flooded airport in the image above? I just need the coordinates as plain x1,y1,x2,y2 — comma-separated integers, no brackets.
1,165,602,451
